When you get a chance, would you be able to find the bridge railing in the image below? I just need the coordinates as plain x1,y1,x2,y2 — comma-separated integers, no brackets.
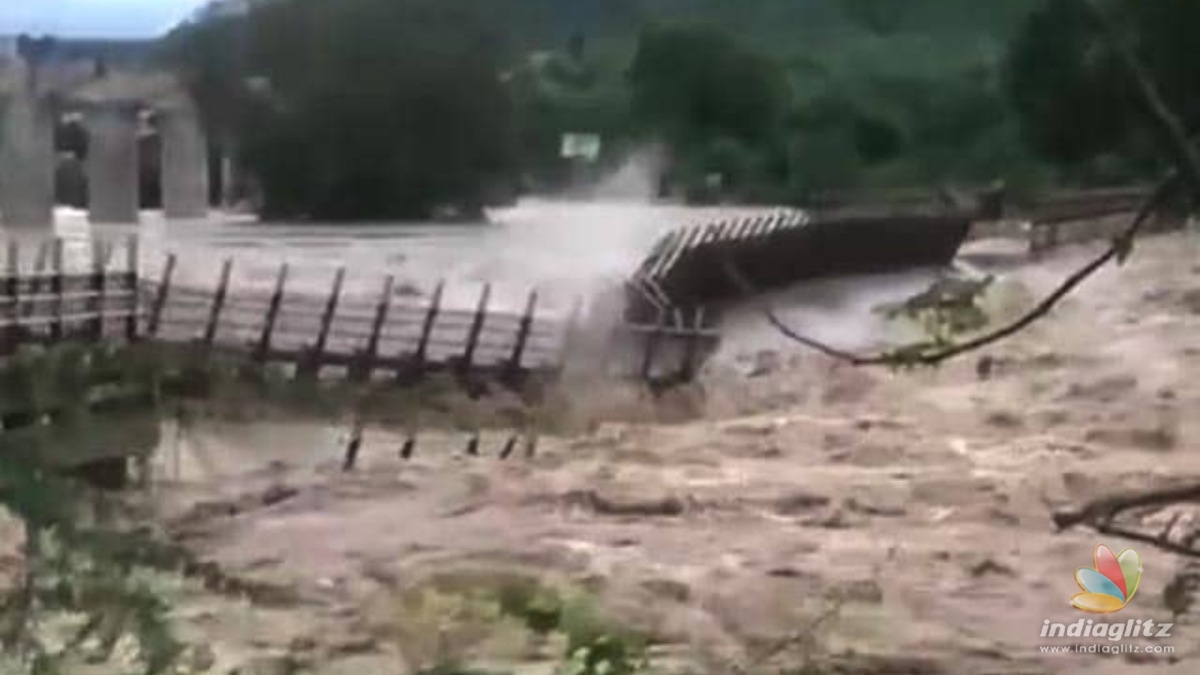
138,252,575,383
0,237,581,385
1,237,140,354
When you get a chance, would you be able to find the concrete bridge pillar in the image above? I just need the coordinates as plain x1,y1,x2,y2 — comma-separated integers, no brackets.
0,91,56,230
85,102,141,225
160,105,209,220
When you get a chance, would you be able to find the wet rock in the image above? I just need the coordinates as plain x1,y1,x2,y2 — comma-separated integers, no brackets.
288,636,318,653
567,489,686,517
986,507,1021,526
773,492,832,516
802,508,853,529
570,424,630,451
821,367,876,405
766,567,809,579
1029,351,1066,370
1064,375,1138,403
261,484,299,507
827,579,884,604
1036,409,1071,427
831,443,905,467
185,644,217,672
723,419,779,437
983,410,1022,429
1161,562,1200,619
754,444,785,459
812,654,946,675
641,578,691,603
189,499,241,520
0,506,24,597
823,432,851,451
326,632,379,656
230,654,299,675
851,415,905,431
1085,424,1177,451
743,350,781,378
1180,288,1200,314
975,355,995,380
1142,288,1175,304
843,497,906,518
966,557,1017,578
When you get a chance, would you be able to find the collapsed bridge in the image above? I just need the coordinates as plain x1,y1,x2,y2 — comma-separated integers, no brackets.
619,208,976,379
628,209,974,320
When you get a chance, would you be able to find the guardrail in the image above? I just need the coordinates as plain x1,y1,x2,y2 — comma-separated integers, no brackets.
140,253,573,384
1,237,140,353
0,237,577,385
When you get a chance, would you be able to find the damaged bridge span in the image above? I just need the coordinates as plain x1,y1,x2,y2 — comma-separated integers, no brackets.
622,208,976,379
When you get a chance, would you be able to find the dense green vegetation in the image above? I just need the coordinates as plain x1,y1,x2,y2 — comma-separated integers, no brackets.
161,0,1192,219
1005,0,1200,183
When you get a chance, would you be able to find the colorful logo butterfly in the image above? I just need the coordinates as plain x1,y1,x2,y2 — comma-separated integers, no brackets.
1071,544,1142,614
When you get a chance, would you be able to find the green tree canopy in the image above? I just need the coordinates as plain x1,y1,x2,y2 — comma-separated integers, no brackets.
1006,0,1200,175
628,23,792,148
165,0,519,220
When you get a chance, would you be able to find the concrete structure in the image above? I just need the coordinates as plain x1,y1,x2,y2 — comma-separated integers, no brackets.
85,102,141,224
0,36,18,64
160,104,209,219
0,83,56,229
0,54,211,230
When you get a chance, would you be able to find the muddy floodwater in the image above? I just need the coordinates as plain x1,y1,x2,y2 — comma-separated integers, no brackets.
140,231,1200,675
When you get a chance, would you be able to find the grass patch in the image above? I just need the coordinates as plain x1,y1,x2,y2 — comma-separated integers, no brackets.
373,569,654,675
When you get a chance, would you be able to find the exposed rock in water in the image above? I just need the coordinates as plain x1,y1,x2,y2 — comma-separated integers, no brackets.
230,654,302,675
741,350,782,378
772,491,832,516
984,410,1023,429
1084,424,1178,451
566,489,687,517
1064,375,1138,403
0,506,25,597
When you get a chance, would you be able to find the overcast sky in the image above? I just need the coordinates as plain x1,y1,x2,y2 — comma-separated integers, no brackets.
1,0,209,38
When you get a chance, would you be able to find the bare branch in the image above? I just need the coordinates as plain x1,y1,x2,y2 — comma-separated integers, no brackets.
724,171,1183,368
1087,522,1200,559
1051,480,1200,558
1051,480,1200,531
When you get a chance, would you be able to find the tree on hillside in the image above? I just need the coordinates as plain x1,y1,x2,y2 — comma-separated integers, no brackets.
507,40,631,191
628,23,791,148
164,0,519,221
1006,0,1200,178
836,0,907,35
627,23,792,196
